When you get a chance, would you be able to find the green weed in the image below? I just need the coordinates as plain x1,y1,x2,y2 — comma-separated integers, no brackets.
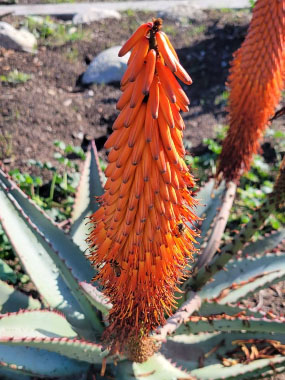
186,125,284,237
188,25,206,38
123,9,135,17
214,90,229,106
162,25,177,37
65,47,79,62
9,141,85,222
0,70,31,85
23,16,87,46
220,8,233,13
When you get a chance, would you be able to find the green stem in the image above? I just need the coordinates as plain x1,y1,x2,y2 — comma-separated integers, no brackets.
49,172,57,201
63,171,67,192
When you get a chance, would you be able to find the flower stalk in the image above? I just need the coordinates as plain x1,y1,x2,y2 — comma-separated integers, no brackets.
87,19,198,353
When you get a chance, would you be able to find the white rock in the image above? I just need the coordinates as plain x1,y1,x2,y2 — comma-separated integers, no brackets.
158,4,207,23
81,45,130,85
73,9,121,25
0,22,37,52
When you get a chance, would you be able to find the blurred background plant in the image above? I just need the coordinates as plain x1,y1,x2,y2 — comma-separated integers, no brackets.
21,16,87,46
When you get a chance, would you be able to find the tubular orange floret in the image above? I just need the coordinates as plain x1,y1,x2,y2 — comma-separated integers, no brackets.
87,18,198,356
217,0,285,182
118,22,153,57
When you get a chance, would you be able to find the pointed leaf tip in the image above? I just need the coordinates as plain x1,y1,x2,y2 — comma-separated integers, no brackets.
70,140,105,251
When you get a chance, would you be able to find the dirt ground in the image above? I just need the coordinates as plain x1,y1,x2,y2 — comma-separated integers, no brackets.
0,9,284,379
1,9,283,171
0,9,254,171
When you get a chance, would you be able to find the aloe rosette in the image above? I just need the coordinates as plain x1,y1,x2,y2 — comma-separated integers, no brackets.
0,15,285,380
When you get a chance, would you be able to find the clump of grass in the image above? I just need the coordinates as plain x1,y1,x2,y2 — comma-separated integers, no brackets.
123,9,135,17
188,24,206,38
214,90,229,106
0,70,31,85
65,47,79,62
22,16,87,46
162,25,177,37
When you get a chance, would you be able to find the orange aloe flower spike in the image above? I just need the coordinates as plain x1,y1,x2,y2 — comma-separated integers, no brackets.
218,0,285,182
87,18,198,358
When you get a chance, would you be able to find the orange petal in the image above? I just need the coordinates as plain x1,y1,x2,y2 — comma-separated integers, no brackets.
118,23,153,57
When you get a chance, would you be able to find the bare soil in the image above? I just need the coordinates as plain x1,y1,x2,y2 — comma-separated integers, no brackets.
0,9,254,171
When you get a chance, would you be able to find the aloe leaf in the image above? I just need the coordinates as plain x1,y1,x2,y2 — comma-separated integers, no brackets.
0,188,99,335
0,169,95,283
1,338,109,366
70,140,104,251
191,357,285,380
180,180,226,271
0,345,88,378
196,180,225,219
198,253,285,303
0,258,17,283
242,228,285,257
162,332,285,378
189,189,284,291
80,281,111,315
0,309,78,337
115,354,192,380
195,180,226,241
199,301,265,319
0,310,109,364
0,280,41,312
0,174,103,335
196,181,236,270
176,314,285,335
0,367,31,380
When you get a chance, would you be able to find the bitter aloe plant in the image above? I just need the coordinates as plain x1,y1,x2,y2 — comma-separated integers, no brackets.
0,143,284,380
0,5,285,380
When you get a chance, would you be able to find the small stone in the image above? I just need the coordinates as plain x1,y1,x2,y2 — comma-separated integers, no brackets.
72,131,84,140
63,99,72,107
0,22,37,53
48,88,56,96
73,9,121,25
88,89,94,97
81,46,130,85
